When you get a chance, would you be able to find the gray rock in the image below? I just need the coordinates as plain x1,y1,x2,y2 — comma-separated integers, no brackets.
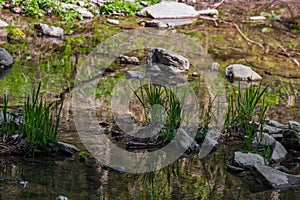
57,142,79,155
254,164,300,189
271,141,287,163
225,64,262,81
120,55,140,65
107,19,120,25
209,62,220,72
198,9,219,16
56,196,68,200
34,23,64,38
192,72,199,77
0,20,8,27
61,3,93,18
252,132,276,148
125,71,145,80
137,2,199,19
289,121,300,132
0,48,14,68
144,20,168,28
262,124,283,134
147,48,189,72
233,152,265,169
266,120,288,130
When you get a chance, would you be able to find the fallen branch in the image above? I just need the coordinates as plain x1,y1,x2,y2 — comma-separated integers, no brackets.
232,22,265,50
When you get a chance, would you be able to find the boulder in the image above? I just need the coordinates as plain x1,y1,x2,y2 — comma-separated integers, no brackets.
225,64,262,81
57,142,79,155
137,2,199,19
254,164,300,189
252,132,276,148
271,141,287,163
233,152,265,169
125,71,145,80
147,48,189,72
0,48,13,79
34,23,64,38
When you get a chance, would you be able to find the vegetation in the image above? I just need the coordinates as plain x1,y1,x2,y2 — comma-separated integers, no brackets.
100,0,160,16
0,83,63,152
22,83,63,151
133,83,184,142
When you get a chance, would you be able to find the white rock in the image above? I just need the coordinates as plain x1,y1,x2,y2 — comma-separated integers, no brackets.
137,2,199,19
198,9,219,16
0,20,8,27
226,64,262,81
107,19,120,25
249,16,266,21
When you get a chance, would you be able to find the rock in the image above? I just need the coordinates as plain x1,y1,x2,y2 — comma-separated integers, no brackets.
254,164,300,189
289,121,300,132
120,55,140,65
178,128,198,150
146,48,189,85
192,72,199,77
225,64,262,81
209,62,220,72
137,2,199,19
233,152,265,169
271,141,287,163
146,48,189,72
0,48,14,68
61,3,93,18
252,132,276,148
249,16,266,21
34,23,64,38
57,142,79,155
198,9,219,16
266,120,288,130
262,124,283,134
144,20,168,28
0,20,8,27
107,19,120,25
56,196,68,200
125,71,145,80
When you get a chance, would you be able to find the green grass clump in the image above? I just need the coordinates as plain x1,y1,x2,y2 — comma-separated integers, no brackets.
0,95,18,137
22,83,63,151
224,82,269,151
133,83,183,142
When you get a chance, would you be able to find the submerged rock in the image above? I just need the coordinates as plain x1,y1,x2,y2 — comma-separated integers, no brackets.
254,164,300,189
34,23,64,38
137,2,199,19
233,152,265,169
57,142,79,155
125,71,145,80
225,64,262,81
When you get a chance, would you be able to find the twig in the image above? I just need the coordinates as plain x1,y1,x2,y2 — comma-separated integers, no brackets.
232,22,265,50
199,16,219,26
213,0,225,9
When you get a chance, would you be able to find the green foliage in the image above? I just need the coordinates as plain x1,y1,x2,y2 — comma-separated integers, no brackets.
22,83,63,151
100,0,143,16
79,151,91,159
260,9,286,22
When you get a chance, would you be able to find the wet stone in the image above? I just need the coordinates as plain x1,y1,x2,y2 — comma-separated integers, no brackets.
271,141,287,163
